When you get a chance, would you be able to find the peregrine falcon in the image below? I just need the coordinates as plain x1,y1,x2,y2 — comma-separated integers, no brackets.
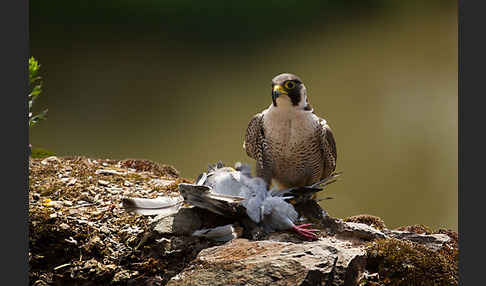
244,73,337,190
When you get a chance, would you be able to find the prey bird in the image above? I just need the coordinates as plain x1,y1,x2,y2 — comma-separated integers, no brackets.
244,73,337,190
179,162,326,239
123,162,339,240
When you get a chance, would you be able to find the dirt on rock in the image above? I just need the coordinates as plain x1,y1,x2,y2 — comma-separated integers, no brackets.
29,156,205,285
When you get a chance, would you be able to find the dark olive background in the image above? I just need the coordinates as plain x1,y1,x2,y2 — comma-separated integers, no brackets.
30,0,457,230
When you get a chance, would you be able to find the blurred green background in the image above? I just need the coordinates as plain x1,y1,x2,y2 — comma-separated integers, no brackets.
30,0,457,230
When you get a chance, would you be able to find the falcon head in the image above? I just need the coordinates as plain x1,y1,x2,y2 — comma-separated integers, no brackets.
271,73,308,109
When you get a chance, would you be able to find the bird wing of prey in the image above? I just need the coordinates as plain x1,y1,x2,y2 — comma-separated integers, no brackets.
317,117,337,180
122,196,183,216
243,113,273,184
178,183,246,217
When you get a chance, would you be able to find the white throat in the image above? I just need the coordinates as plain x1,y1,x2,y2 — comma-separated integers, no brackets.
275,96,294,110
273,92,308,111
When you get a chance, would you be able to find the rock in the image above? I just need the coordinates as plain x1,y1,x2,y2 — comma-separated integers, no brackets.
150,178,176,187
385,230,450,251
154,208,203,235
336,221,387,241
120,159,180,178
29,156,458,286
95,169,127,176
344,214,386,230
58,223,70,230
62,200,73,207
321,216,387,241
167,214,455,286
168,238,367,286
66,178,77,186
41,156,61,165
112,269,139,283
42,199,63,209
395,224,432,234
98,180,110,187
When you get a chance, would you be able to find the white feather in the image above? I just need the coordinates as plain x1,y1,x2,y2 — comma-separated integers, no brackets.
122,196,183,217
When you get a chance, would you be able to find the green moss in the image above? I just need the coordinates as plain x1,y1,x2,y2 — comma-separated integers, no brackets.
366,238,458,286
344,214,386,230
31,148,56,159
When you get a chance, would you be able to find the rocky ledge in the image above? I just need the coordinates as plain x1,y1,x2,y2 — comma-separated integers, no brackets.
29,156,458,286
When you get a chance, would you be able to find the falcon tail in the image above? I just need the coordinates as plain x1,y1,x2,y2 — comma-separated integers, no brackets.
271,172,342,201
122,196,183,216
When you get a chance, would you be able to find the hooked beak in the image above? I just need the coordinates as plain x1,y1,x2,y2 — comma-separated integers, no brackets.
272,84,287,98
272,84,287,106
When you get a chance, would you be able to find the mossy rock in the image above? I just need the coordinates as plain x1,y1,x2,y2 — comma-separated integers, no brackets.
344,214,386,230
394,224,433,235
365,238,458,286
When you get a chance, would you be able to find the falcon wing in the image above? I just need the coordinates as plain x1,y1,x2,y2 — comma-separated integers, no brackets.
243,113,273,185
318,118,337,179
243,113,264,159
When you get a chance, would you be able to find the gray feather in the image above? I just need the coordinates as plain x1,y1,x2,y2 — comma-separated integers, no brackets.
234,162,252,177
261,197,298,232
195,172,208,185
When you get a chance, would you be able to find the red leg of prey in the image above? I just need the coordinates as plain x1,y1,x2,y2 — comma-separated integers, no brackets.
292,223,319,240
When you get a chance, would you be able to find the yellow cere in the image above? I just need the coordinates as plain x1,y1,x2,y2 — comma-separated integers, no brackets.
273,85,287,95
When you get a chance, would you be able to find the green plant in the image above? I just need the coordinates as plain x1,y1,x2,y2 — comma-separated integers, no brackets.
30,148,56,159
28,57,48,128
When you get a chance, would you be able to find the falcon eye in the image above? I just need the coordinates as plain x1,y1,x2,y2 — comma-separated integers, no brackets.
284,81,296,89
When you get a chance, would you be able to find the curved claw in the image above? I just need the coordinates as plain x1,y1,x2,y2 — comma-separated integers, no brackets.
293,223,319,240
